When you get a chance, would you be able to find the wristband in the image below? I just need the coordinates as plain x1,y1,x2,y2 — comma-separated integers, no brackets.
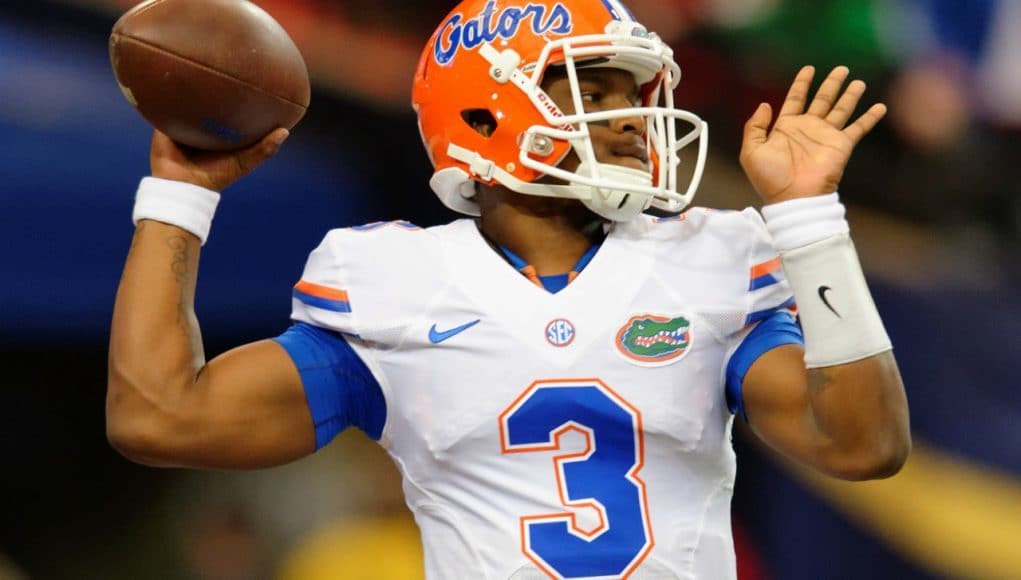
761,194,892,368
132,177,221,245
761,192,849,252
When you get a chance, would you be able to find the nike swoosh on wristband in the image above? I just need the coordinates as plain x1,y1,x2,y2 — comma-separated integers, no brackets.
818,285,842,318
429,319,481,344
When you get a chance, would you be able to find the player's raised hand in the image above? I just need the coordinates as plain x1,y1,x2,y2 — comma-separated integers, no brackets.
150,128,289,192
739,66,886,204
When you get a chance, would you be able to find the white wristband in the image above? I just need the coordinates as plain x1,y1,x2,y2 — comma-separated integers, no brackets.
761,192,849,252
761,194,892,368
132,177,221,245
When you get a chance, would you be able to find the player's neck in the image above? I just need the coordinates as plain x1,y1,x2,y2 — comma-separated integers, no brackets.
477,186,605,276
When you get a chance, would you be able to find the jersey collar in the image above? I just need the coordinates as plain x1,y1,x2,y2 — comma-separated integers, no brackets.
497,243,601,293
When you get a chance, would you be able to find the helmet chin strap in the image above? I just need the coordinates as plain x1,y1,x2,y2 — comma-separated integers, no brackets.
573,160,653,221
444,142,655,222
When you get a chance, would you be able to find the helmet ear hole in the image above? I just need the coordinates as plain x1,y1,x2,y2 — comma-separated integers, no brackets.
461,109,498,138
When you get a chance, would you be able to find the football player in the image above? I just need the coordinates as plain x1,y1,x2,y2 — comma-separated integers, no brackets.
107,0,910,577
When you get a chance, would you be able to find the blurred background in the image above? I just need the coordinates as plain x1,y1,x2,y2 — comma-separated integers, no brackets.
1,0,1019,578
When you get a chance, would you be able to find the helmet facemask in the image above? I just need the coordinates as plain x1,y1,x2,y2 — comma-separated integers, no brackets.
443,20,708,221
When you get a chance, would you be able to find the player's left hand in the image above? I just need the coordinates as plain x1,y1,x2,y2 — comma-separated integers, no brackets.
739,65,887,205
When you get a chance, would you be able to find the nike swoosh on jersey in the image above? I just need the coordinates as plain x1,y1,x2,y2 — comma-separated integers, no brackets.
429,319,481,344
818,285,842,318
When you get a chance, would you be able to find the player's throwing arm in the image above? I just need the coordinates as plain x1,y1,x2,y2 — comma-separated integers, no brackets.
106,0,320,470
737,66,911,479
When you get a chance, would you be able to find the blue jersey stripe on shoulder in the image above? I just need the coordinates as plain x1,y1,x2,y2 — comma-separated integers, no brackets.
749,272,782,291
273,323,385,446
349,221,386,231
348,220,421,232
293,289,352,313
745,296,796,326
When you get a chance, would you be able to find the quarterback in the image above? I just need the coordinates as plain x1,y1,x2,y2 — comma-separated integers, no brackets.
106,0,911,578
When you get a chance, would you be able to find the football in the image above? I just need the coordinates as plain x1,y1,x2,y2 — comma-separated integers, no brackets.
109,0,311,151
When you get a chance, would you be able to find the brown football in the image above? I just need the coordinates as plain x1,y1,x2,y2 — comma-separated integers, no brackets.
110,0,311,151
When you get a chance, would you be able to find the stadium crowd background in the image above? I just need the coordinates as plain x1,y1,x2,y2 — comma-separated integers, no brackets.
1,0,1019,578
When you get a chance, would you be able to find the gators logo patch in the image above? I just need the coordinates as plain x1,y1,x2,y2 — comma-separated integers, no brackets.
615,314,692,367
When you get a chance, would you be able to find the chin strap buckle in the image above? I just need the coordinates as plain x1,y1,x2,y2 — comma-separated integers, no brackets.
448,143,496,181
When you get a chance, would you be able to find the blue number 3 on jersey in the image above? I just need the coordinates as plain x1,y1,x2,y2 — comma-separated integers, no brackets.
500,379,654,578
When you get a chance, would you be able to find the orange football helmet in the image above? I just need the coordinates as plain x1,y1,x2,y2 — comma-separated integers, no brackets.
413,0,707,221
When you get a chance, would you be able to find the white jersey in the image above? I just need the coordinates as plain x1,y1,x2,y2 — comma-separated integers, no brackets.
290,209,796,580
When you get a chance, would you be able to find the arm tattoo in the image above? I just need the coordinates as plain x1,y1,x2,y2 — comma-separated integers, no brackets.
166,235,192,335
807,367,839,434
166,234,206,372
807,367,837,397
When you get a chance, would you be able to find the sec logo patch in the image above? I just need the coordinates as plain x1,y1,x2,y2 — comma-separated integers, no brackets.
615,314,692,367
545,318,575,347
